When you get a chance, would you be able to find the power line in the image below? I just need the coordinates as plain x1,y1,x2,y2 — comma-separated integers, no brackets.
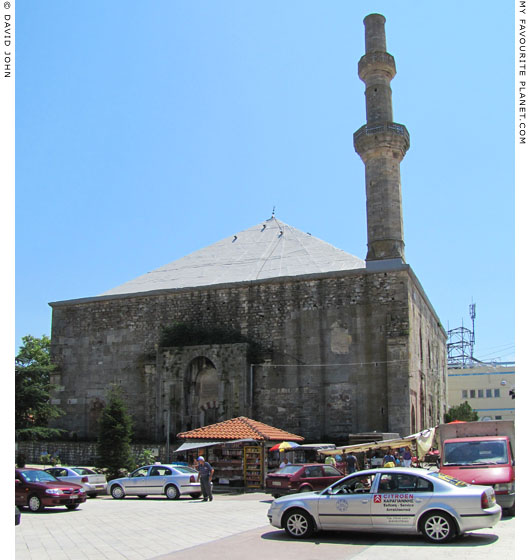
250,359,409,368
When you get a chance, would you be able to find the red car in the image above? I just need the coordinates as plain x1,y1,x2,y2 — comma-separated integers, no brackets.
15,468,87,512
265,463,344,497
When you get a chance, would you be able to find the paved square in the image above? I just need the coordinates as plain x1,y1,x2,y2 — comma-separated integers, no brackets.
15,493,515,560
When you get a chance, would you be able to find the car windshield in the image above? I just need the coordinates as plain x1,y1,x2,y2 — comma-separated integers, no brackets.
443,440,508,466
19,470,57,483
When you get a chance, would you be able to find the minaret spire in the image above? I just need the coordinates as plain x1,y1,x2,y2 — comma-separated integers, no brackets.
354,14,409,266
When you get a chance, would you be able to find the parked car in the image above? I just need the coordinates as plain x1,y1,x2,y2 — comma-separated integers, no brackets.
265,463,344,498
267,467,501,543
108,464,201,500
15,468,87,512
45,466,108,497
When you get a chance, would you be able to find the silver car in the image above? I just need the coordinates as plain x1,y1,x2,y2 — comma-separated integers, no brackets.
108,464,201,500
267,467,501,543
45,467,108,497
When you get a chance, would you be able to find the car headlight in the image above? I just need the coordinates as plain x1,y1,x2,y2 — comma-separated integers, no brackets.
45,488,63,495
493,483,514,493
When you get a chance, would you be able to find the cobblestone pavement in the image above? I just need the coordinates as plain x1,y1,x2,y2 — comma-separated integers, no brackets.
15,493,516,560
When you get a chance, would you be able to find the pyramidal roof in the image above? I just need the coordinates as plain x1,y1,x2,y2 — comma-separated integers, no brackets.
101,217,365,297
177,416,304,442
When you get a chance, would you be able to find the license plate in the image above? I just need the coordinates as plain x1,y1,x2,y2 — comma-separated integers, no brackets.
272,481,282,487
95,485,104,489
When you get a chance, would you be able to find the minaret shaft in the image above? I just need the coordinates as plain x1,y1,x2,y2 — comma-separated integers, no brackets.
354,14,409,264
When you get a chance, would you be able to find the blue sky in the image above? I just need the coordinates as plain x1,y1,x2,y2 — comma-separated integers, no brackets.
14,0,515,363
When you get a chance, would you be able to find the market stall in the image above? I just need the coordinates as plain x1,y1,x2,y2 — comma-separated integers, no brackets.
318,428,436,467
176,416,304,488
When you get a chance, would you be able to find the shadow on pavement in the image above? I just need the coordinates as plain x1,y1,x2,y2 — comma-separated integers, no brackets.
261,529,499,548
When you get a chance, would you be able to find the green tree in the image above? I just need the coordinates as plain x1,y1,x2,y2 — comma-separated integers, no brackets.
96,386,135,479
15,335,64,440
444,401,479,423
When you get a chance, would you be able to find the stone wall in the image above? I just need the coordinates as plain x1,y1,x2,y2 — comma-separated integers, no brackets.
50,266,447,443
15,441,172,467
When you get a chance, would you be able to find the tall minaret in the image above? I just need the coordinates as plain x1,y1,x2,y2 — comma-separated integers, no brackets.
354,14,410,267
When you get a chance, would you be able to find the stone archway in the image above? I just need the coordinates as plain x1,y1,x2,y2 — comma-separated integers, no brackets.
185,356,221,427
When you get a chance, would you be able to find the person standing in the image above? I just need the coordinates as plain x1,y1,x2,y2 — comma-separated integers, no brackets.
383,449,395,467
402,446,412,467
197,456,214,501
345,453,358,474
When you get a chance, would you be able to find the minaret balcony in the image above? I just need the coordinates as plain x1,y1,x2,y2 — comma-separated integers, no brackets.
353,122,410,160
358,51,396,82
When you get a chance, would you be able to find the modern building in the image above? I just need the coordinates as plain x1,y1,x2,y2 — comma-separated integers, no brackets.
447,363,515,421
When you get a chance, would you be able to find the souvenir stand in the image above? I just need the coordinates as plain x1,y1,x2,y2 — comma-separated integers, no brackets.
175,416,304,489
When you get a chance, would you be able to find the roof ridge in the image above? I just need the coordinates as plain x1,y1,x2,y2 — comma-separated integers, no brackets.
239,416,268,438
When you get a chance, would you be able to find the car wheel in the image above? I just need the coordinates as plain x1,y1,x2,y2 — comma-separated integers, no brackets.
283,508,314,539
65,504,79,510
299,485,313,492
165,484,180,500
110,485,125,499
420,511,456,543
28,495,44,513
506,501,515,517
272,494,280,499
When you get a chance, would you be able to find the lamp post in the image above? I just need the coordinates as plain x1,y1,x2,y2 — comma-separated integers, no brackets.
164,409,170,463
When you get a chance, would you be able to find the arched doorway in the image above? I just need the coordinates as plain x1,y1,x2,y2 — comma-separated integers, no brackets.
185,356,221,427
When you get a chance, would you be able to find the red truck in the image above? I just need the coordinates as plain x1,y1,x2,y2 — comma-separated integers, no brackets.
437,420,515,515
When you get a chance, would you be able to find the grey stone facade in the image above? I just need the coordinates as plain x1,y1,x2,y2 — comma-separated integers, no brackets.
50,264,447,443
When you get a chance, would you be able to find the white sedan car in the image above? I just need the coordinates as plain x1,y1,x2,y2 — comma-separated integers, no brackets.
267,467,501,543
108,464,201,500
45,466,107,497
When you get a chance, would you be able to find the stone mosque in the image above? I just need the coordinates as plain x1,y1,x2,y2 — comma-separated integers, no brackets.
49,15,448,444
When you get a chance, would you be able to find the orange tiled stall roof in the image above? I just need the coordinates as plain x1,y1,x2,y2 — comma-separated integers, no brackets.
177,416,304,442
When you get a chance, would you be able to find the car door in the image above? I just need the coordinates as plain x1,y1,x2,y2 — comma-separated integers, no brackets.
15,472,27,506
299,466,324,491
145,466,172,494
317,473,376,530
124,466,151,494
371,472,434,529
320,465,344,489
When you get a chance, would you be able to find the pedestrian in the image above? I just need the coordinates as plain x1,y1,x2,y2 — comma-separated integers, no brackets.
383,448,395,467
402,446,413,467
324,454,336,467
345,452,358,474
196,456,214,501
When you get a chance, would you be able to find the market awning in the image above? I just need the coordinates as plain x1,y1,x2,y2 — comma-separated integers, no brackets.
174,438,257,453
318,428,436,460
298,443,336,450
